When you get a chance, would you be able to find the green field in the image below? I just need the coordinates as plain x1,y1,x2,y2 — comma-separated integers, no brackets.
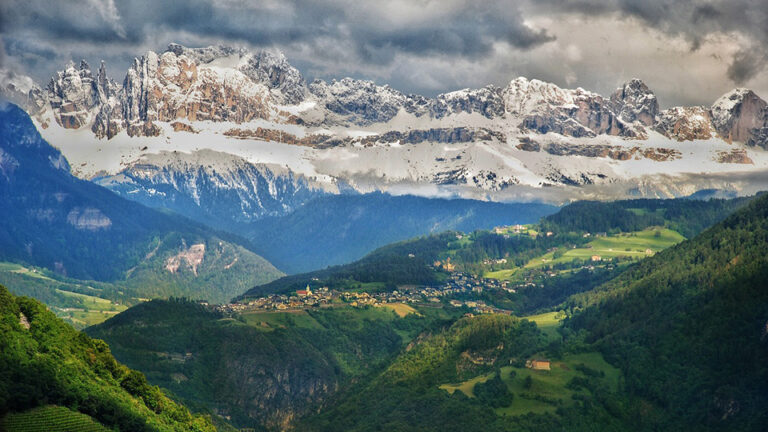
381,302,419,317
521,311,565,340
1,405,110,432
483,267,521,281
439,373,493,397
526,228,684,268
440,351,620,417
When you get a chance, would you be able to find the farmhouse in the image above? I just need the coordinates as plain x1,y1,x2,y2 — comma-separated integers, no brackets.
591,255,602,262
526,359,551,371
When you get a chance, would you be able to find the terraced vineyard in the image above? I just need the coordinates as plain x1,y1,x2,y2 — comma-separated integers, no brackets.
0,405,110,432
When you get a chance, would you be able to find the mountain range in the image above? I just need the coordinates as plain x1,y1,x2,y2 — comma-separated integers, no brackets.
2,43,768,216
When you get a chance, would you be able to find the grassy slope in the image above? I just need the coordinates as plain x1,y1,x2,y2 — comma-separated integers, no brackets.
525,228,685,269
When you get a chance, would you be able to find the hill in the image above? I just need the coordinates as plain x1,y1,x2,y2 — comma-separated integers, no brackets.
239,195,754,305
87,193,768,431
562,193,768,430
0,284,226,431
0,103,282,304
245,193,557,273
86,299,458,430
296,194,768,431
541,197,754,238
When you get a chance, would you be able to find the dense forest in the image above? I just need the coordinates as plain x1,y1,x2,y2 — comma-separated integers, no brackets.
541,197,754,238
295,194,768,431
563,193,768,430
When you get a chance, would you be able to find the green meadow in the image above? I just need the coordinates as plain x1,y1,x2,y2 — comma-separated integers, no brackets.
440,351,620,417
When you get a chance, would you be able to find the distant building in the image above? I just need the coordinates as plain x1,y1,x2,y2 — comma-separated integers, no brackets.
296,284,312,297
591,255,602,262
526,359,551,371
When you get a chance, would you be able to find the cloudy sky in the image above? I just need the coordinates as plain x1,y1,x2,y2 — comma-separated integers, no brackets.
1,0,766,107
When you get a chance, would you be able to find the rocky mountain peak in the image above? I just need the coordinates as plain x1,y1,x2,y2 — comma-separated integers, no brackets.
239,49,306,104
502,77,573,115
711,88,768,147
310,77,409,125
609,78,659,126
46,58,101,129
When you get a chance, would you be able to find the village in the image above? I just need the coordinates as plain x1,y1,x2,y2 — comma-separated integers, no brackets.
217,271,525,316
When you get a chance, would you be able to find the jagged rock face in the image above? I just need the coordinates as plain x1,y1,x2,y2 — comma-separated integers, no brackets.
308,80,506,125
655,106,714,141
168,43,308,105
361,127,505,145
310,78,410,125
0,70,47,116
239,50,307,104
122,49,275,136
503,77,634,138
430,86,505,119
47,61,101,129
610,79,659,126
711,89,768,147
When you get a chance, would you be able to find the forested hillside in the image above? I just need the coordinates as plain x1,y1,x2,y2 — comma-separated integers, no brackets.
241,194,755,302
0,285,225,431
0,103,282,305
541,197,754,238
564,193,768,430
87,299,457,430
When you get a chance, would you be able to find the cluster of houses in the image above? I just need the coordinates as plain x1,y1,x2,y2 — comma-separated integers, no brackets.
492,224,554,238
221,272,526,315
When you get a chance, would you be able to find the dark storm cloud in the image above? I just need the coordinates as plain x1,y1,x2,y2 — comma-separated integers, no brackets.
0,0,766,104
0,0,553,72
728,50,768,84
532,0,768,83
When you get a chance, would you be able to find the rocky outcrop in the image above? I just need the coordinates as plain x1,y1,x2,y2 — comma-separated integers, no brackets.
711,89,768,147
716,148,753,164
66,207,112,230
517,140,681,162
360,127,505,145
655,106,714,141
610,78,659,126
47,61,101,129
165,242,205,275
